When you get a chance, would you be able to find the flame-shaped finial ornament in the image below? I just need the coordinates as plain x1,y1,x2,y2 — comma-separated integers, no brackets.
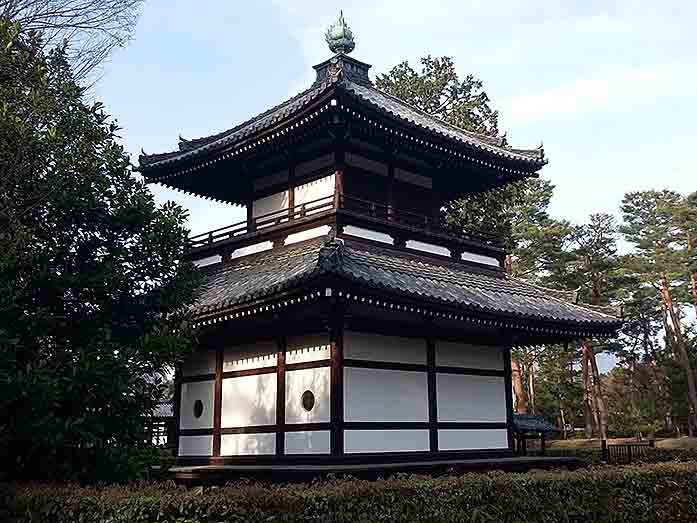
325,11,355,55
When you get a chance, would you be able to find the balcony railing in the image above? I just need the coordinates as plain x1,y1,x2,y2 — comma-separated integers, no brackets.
188,193,503,253
188,195,335,250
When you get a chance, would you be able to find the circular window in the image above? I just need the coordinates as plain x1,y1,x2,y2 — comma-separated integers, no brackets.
301,390,315,412
193,400,204,419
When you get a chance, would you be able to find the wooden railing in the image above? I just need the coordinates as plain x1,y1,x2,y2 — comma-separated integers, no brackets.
339,194,503,247
188,195,335,250
188,193,503,252
602,439,655,464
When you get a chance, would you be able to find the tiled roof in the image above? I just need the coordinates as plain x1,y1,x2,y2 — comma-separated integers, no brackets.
513,414,559,434
138,57,545,172
339,80,545,164
192,236,621,333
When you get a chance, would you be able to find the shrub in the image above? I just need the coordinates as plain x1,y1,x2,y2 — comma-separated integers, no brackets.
8,462,697,522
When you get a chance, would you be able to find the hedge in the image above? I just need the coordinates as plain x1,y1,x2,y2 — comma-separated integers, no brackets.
542,447,697,466
4,462,697,522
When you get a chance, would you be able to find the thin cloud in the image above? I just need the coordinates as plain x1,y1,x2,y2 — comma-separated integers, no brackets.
499,64,687,124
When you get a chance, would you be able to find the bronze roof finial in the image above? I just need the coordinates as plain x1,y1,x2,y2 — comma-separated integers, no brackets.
325,10,355,55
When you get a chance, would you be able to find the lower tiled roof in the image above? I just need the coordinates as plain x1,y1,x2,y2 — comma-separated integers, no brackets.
193,235,621,332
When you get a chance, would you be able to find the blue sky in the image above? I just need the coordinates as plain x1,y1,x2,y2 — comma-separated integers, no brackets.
94,0,696,236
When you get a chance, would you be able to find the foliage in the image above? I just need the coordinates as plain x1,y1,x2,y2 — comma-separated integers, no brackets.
7,463,697,522
0,20,200,482
376,55,499,136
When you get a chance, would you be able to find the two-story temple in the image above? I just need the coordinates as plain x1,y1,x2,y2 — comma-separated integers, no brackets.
139,14,621,480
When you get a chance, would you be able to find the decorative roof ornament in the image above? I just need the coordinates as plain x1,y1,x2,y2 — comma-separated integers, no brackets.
325,11,355,55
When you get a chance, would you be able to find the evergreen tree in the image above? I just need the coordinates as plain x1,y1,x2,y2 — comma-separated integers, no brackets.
0,21,200,481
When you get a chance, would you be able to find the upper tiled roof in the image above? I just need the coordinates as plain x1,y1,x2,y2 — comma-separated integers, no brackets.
192,236,620,334
138,55,545,172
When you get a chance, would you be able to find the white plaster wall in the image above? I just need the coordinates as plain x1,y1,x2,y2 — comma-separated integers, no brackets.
221,373,277,427
252,190,289,221
436,342,504,370
344,368,428,422
220,433,276,456
193,254,222,268
461,251,500,267
405,240,451,257
395,168,432,188
285,431,331,454
342,225,394,244
253,170,289,191
344,430,429,453
345,153,388,176
231,241,273,259
284,225,331,246
436,374,506,422
438,429,509,451
285,367,330,424
295,154,334,177
179,380,214,430
286,333,330,364
224,340,277,372
344,331,426,365
182,349,216,377
178,435,213,456
294,174,335,211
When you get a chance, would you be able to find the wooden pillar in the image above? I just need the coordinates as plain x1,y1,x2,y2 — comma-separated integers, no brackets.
212,347,223,456
503,344,515,452
427,335,438,453
329,303,345,456
387,161,395,221
288,154,295,220
540,432,546,456
276,335,286,456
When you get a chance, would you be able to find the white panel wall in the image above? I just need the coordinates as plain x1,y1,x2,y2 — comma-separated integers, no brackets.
221,373,277,427
438,429,509,451
436,342,504,370
224,340,277,372
406,240,451,257
284,225,331,246
182,349,216,376
344,331,426,364
437,374,507,422
286,333,330,364
252,190,289,220
342,225,394,244
344,368,428,422
345,153,388,175
180,380,214,429
285,367,330,424
295,154,334,177
295,174,335,209
193,254,222,268
231,241,273,259
220,433,276,456
285,431,331,454
344,430,429,453
178,435,213,456
461,251,500,267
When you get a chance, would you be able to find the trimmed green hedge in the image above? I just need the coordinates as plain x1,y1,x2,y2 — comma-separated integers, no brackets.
6,462,697,522
543,447,697,466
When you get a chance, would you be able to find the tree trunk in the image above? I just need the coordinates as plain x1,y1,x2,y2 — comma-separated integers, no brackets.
687,234,697,319
511,352,527,413
528,362,535,414
586,340,608,440
581,347,595,438
660,271,697,437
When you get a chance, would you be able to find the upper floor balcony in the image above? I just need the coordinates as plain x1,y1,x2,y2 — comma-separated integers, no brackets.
187,194,505,268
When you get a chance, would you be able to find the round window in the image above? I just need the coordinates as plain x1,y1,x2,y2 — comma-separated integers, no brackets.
301,390,315,412
193,400,204,419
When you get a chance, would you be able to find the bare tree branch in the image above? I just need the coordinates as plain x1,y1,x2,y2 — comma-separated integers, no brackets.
2,0,144,81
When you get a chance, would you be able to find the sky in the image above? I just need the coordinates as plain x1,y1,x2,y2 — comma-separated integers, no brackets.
90,1,696,373
93,0,696,236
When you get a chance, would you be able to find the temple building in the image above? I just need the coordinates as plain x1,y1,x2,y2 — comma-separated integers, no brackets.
138,13,621,479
